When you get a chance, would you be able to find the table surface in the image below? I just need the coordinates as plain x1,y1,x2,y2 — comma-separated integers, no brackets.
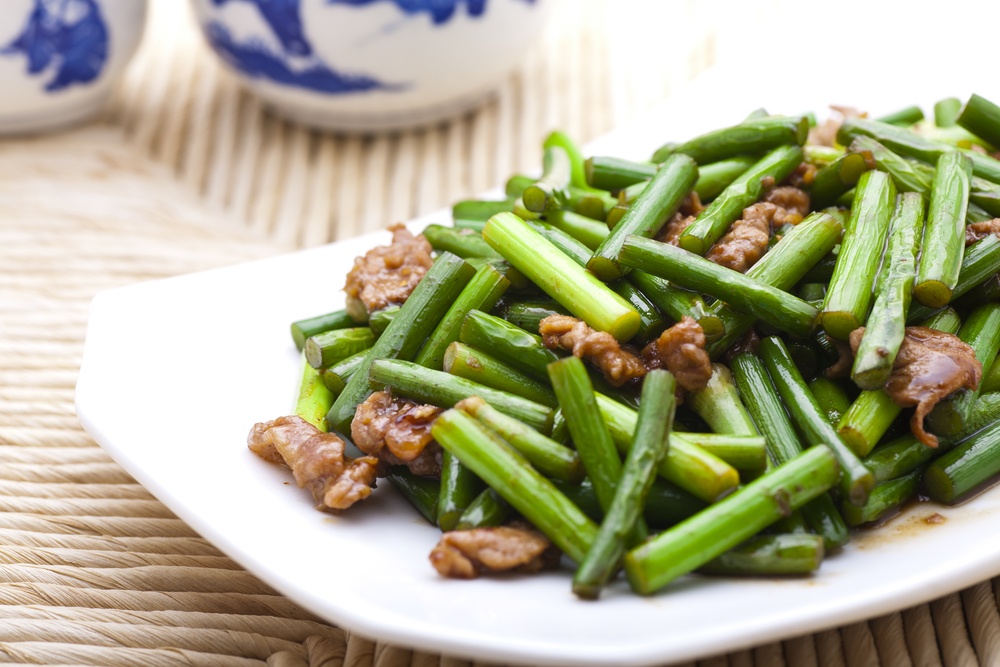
3,0,1000,664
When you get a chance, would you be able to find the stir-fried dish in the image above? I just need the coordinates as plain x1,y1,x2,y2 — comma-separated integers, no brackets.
250,94,1000,599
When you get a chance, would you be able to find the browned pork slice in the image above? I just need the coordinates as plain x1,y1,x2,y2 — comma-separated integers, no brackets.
763,185,811,225
704,181,812,274
429,525,557,579
678,191,705,217
823,334,855,379
966,219,1000,245
539,314,647,387
705,203,775,273
786,162,818,189
248,415,378,510
808,105,865,147
656,212,696,245
850,327,982,447
351,390,443,477
343,224,433,321
641,316,712,393
654,192,704,245
722,329,760,362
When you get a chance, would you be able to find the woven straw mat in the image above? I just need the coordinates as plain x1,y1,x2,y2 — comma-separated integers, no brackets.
3,0,1000,665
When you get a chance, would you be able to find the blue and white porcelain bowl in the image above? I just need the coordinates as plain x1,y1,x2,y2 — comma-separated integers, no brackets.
191,0,552,132
0,0,147,135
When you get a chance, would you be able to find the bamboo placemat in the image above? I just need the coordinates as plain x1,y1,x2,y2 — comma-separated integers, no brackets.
3,0,1000,664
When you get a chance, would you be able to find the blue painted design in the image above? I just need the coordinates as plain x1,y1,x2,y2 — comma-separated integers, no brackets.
205,22,399,94
2,0,109,92
211,0,312,56
328,0,534,25
328,0,484,24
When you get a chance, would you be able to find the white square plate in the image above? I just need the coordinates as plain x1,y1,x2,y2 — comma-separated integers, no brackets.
77,65,1000,666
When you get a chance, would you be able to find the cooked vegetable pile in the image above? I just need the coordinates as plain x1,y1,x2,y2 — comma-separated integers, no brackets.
252,94,1000,599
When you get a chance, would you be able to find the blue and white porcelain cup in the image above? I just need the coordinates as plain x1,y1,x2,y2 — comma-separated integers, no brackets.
0,0,147,135
191,0,552,132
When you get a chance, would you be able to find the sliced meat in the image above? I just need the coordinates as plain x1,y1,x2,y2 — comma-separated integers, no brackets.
656,213,696,245
539,314,647,387
786,162,818,189
850,327,982,447
764,186,811,225
824,334,855,379
705,203,774,273
351,390,443,477
654,192,704,245
641,316,712,392
809,105,866,147
704,187,810,274
429,525,557,579
722,329,760,364
343,224,433,321
679,191,705,217
966,219,1000,245
248,415,379,510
